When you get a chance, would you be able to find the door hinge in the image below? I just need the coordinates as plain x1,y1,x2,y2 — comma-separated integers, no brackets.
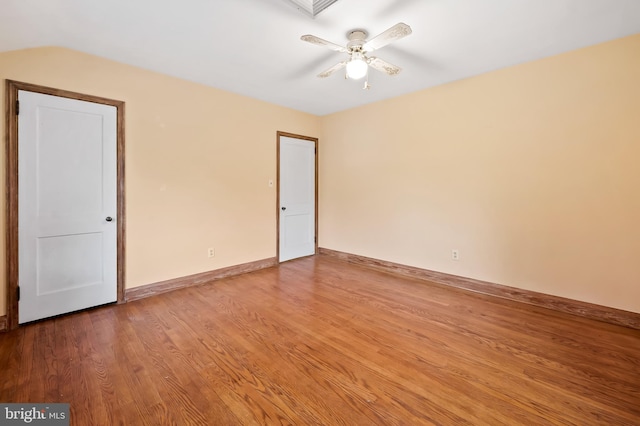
15,100,20,115
314,236,317,243
16,285,20,301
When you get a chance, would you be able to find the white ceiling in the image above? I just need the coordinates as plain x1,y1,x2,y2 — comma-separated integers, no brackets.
1,0,639,116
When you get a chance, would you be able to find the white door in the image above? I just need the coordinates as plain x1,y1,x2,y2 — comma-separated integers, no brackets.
279,136,316,262
18,90,117,324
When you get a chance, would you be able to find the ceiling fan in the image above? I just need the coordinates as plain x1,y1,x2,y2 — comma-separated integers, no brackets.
301,22,412,88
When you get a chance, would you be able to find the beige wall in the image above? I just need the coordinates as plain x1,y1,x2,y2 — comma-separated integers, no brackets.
0,47,320,316
2,34,639,319
320,34,640,314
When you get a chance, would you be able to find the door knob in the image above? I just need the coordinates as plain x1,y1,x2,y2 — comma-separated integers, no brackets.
105,216,113,222
281,207,286,211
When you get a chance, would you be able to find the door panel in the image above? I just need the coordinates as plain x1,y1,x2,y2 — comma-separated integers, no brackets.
37,233,104,294
279,136,316,262
18,90,117,324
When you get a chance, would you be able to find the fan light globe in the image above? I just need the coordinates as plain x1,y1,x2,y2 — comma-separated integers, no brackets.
346,58,368,80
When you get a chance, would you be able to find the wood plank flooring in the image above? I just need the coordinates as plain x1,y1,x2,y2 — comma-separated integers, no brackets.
1,255,639,425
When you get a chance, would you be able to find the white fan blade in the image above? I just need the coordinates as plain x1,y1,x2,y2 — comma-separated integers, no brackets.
318,61,347,78
368,57,402,76
301,35,348,53
363,23,412,52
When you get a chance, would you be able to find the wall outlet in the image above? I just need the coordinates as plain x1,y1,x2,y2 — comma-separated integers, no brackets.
452,249,460,261
208,248,215,258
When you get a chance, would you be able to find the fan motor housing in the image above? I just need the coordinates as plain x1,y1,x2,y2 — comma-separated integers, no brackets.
347,29,367,49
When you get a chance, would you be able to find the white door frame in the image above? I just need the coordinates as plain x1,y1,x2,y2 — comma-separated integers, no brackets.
276,131,318,262
5,80,126,330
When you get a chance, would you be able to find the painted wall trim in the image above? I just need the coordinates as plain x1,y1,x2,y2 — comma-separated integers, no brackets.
125,257,278,302
319,248,640,330
0,315,6,332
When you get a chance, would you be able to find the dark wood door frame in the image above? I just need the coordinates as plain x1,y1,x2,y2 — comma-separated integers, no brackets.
4,80,126,330
276,131,319,263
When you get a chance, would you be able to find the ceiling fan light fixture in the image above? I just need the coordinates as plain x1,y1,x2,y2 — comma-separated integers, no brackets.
301,22,411,81
346,55,368,80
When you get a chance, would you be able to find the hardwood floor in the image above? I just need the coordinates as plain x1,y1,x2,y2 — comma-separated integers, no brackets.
1,255,639,425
